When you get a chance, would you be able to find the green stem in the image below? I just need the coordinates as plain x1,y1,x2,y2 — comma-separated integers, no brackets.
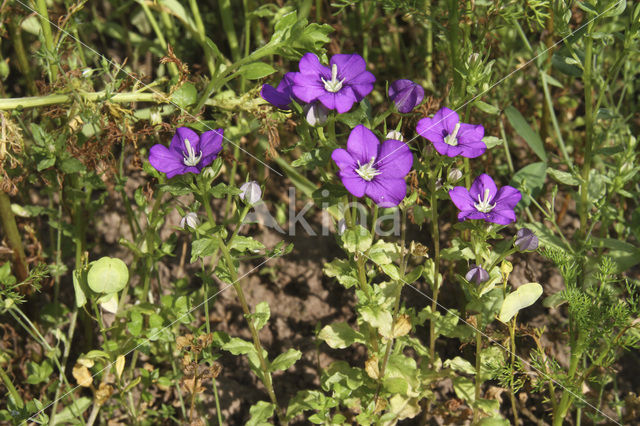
0,191,29,282
509,318,520,425
217,239,286,424
0,364,24,410
8,18,38,95
212,376,223,425
473,328,483,423
540,72,571,167
0,92,164,110
428,182,441,368
218,0,240,62
34,0,59,80
139,1,178,77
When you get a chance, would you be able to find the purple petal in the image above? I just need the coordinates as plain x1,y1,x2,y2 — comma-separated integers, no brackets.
170,127,200,153
331,148,357,171
346,125,380,164
298,53,330,79
330,54,367,82
389,80,424,113
340,173,367,197
457,123,484,144
493,186,522,210
346,71,376,101
317,86,357,113
416,117,446,144
487,209,517,225
365,177,407,207
449,187,475,212
376,139,413,178
436,107,461,135
149,144,187,178
469,174,498,202
261,83,292,109
199,129,224,165
431,140,464,157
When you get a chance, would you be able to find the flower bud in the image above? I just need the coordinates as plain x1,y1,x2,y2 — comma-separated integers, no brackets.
514,228,539,252
149,109,163,125
385,130,404,141
239,181,262,205
447,168,463,183
180,212,200,229
388,79,424,113
465,264,489,284
304,102,328,126
337,219,347,235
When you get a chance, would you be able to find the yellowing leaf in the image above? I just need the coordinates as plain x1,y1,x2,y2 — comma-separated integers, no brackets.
72,364,92,387
499,282,543,323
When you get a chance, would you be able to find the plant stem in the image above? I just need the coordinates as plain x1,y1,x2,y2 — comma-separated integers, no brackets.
0,92,164,110
8,18,38,95
0,364,24,410
212,377,224,425
218,0,240,62
34,0,59,80
508,318,520,425
473,327,483,423
428,183,441,368
0,191,29,282
139,1,178,77
217,239,286,424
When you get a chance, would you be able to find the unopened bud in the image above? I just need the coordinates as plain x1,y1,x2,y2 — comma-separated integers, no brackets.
180,212,200,229
239,181,262,205
447,168,463,183
466,264,489,284
304,102,328,126
514,228,539,252
385,130,403,141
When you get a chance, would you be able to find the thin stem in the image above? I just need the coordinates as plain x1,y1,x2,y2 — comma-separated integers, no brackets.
473,328,483,423
8,18,38,95
218,0,240,62
509,318,520,425
428,182,440,368
217,239,287,424
0,92,164,110
0,191,29,282
0,364,24,410
34,0,59,80
139,1,178,77
212,377,224,425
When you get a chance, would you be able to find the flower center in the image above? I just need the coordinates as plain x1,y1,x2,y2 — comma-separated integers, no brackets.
182,138,202,166
474,188,496,213
444,122,461,146
321,64,345,93
355,157,381,182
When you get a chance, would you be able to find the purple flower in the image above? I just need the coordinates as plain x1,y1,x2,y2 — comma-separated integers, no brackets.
466,264,489,284
292,53,375,114
149,127,223,178
449,174,521,225
389,79,424,113
416,107,486,158
260,72,297,109
514,228,539,251
331,125,413,207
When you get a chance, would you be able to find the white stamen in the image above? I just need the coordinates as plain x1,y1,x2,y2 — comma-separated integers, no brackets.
474,188,496,213
355,157,381,181
182,138,202,166
444,122,461,146
321,64,345,93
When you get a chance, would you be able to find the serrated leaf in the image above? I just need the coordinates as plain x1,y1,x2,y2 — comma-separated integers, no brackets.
499,282,543,322
247,401,275,426
323,258,359,289
547,168,579,186
368,240,397,265
505,106,547,162
444,356,476,375
360,305,393,339
230,236,265,253
190,237,219,262
270,348,301,372
453,376,475,402
318,322,363,349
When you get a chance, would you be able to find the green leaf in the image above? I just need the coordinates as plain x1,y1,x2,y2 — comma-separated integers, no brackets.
72,270,87,308
246,401,275,426
87,257,129,294
474,100,500,115
270,348,302,372
210,182,242,198
37,157,55,171
341,225,372,253
499,282,543,323
510,162,547,207
251,301,270,331
444,356,476,375
368,240,397,265
128,311,143,336
547,168,579,186
170,82,197,108
51,397,91,425
60,157,85,174
359,305,393,339
222,337,255,355
453,376,475,403
190,237,219,263
505,106,547,162
238,62,277,80
482,136,502,149
323,258,358,289
230,236,265,253
318,322,364,349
